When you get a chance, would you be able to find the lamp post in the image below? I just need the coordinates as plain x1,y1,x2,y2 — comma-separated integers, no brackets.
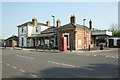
83,19,86,49
52,15,55,27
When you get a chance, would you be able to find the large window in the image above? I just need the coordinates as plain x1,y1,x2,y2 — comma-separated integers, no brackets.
22,37,24,46
36,26,38,32
22,27,24,33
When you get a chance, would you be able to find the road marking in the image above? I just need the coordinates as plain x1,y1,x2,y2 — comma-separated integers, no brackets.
17,55,35,60
29,73,37,78
6,63,10,66
105,56,118,59
112,56,115,58
12,66,17,69
19,69,25,73
105,56,111,58
61,63,76,67
48,61,93,70
48,61,76,67
93,55,96,56
81,67,94,70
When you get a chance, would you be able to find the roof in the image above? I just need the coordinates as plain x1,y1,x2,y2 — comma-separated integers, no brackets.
57,23,90,31
17,21,48,27
6,35,19,41
92,30,112,36
41,27,57,34
30,33,55,37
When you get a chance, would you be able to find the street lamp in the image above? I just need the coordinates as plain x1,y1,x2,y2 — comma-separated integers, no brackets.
83,19,86,49
52,15,55,27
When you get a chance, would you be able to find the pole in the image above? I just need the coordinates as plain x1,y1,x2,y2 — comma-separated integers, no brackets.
83,19,86,49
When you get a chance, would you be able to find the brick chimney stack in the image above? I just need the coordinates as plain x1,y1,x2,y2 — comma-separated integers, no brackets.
56,20,61,27
46,21,50,26
89,19,92,30
70,15,76,24
32,18,37,25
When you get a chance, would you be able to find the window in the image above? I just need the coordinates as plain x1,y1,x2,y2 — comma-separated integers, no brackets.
36,26,38,32
22,37,24,46
22,27,24,33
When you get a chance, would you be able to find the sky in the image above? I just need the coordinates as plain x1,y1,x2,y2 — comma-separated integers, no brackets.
1,2,118,39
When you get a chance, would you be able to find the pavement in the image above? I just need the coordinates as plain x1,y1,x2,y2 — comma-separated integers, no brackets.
1,48,119,78
2,47,119,57
2,46,118,52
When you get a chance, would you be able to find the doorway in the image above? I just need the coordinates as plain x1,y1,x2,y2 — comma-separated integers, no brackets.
62,33,69,48
109,39,114,47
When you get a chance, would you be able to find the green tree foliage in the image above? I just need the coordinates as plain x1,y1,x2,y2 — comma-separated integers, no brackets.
0,39,6,43
109,24,120,37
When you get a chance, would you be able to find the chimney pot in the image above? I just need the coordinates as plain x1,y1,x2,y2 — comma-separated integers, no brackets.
32,18,37,25
46,21,50,26
56,20,61,27
89,19,92,30
70,15,76,24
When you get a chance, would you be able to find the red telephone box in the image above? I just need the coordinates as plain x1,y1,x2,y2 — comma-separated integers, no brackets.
60,37,67,51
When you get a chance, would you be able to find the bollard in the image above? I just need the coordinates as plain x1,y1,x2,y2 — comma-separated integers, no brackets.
70,45,72,52
36,46,38,51
100,44,103,50
88,45,90,51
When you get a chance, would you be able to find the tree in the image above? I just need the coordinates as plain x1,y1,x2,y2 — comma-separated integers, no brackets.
0,39,6,43
109,24,120,37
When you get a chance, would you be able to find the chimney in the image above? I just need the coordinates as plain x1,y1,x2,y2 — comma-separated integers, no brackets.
56,20,61,27
89,19,92,30
32,18,37,25
70,15,76,24
46,21,50,26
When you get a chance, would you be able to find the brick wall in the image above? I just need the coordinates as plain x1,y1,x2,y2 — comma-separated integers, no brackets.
75,29,94,50
57,29,75,50
57,29,95,50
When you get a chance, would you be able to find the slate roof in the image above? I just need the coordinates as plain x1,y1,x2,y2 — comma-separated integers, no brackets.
41,27,57,34
6,35,19,41
57,23,90,31
41,23,91,34
17,21,48,27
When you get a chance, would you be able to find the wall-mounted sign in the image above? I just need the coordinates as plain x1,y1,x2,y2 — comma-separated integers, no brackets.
78,40,81,46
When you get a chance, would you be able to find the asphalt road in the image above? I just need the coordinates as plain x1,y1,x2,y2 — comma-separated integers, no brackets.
1,48,118,78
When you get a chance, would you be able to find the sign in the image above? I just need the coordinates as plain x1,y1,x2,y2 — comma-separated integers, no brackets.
78,40,81,46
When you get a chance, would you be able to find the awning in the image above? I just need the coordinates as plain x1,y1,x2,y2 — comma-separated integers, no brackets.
29,33,55,38
92,30,112,36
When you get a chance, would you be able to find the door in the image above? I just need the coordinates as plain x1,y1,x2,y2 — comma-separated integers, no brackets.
63,33,69,48
109,39,114,47
117,39,120,47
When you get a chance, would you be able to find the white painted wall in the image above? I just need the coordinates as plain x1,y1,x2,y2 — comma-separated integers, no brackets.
27,25,33,37
19,37,22,47
19,36,27,47
18,22,49,47
41,26,49,31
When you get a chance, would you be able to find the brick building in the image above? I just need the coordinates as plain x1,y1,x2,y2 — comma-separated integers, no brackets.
17,15,113,50
6,35,19,47
57,15,94,50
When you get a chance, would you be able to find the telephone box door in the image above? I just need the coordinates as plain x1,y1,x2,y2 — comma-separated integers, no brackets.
60,37,67,51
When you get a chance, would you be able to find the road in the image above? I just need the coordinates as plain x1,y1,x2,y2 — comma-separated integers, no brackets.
1,48,118,78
